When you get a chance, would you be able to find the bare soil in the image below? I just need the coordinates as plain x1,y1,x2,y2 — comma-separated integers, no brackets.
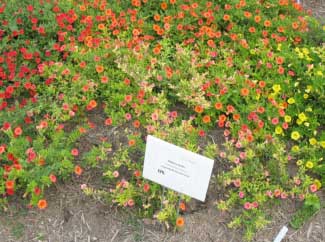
0,2,324,242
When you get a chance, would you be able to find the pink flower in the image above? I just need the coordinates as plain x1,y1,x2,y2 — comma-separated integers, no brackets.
280,192,287,199
266,190,273,198
252,201,259,208
69,111,75,117
239,152,246,160
299,194,305,201
170,111,178,118
224,129,230,137
127,199,135,207
310,184,318,193
282,122,288,129
234,157,240,164
125,113,132,120
80,184,87,190
219,152,226,158
233,179,241,187
244,202,251,210
235,142,242,148
239,191,245,199
151,112,159,121
71,148,79,156
294,178,301,185
113,171,119,178
0,144,6,154
271,117,279,125
146,125,155,133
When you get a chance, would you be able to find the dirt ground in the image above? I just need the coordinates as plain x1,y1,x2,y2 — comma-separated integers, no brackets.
0,1,325,242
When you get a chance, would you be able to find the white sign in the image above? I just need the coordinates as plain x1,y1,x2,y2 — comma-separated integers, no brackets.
273,226,288,242
143,135,214,201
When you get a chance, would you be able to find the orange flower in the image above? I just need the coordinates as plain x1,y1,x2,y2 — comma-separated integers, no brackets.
248,27,255,33
179,202,186,211
153,46,161,55
128,139,136,146
246,134,254,142
132,28,141,36
38,199,48,210
79,5,86,11
176,217,185,227
74,165,83,176
133,120,140,128
96,65,104,73
157,29,164,36
278,0,288,6
214,102,223,110
194,105,203,113
254,15,261,23
292,22,299,30
219,114,227,122
105,8,112,16
244,11,252,18
233,113,240,121
276,56,284,65
207,39,215,48
202,115,211,124
240,88,249,96
38,158,45,166
131,0,141,7
88,100,97,109
264,20,271,27
98,24,105,30
154,14,160,21
5,180,14,190
223,14,230,21
161,2,168,10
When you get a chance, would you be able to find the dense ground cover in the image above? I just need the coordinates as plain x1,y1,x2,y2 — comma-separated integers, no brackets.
0,0,324,240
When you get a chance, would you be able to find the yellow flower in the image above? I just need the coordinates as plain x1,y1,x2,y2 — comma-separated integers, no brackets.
291,145,300,152
284,115,292,123
275,126,283,135
298,113,307,122
320,141,325,148
304,122,310,127
296,119,303,125
296,159,303,166
272,84,281,93
305,161,314,169
303,94,309,99
302,48,309,55
309,138,317,146
287,98,295,104
316,71,323,76
291,131,300,140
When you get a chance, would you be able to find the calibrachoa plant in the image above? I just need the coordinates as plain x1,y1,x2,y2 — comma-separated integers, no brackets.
0,0,324,240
